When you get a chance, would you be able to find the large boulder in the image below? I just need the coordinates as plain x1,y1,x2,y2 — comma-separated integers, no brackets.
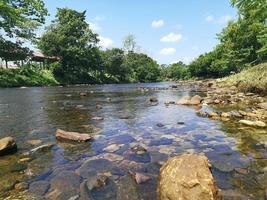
177,95,202,105
157,154,220,200
56,129,92,142
0,137,17,156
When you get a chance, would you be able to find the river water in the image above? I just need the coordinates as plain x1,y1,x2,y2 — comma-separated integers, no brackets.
0,82,266,199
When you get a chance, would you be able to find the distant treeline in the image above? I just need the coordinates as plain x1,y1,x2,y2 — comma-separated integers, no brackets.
0,0,266,86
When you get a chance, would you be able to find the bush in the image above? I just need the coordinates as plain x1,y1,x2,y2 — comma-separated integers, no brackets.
0,64,58,87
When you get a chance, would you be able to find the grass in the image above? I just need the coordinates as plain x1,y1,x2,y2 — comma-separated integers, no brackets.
0,65,59,87
217,62,267,94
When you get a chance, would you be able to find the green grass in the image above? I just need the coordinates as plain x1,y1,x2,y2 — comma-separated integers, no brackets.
0,65,59,87
217,62,267,94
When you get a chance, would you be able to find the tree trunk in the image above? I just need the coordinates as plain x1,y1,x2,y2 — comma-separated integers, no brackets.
5,60,8,69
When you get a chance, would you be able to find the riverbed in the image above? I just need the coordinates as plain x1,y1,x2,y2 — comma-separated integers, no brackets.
0,82,266,199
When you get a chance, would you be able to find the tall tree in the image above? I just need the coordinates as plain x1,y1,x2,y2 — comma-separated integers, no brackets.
38,8,99,83
123,34,137,53
0,0,48,40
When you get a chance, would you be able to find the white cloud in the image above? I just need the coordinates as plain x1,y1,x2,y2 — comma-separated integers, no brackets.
160,33,182,43
94,16,105,21
206,15,232,24
98,36,113,49
88,22,102,32
151,19,164,28
159,48,176,55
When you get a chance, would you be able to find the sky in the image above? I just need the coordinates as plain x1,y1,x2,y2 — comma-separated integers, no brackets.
40,0,237,65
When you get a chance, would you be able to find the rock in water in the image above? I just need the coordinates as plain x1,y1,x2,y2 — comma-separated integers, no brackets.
239,120,266,128
190,95,202,105
157,154,220,200
149,97,158,103
177,96,191,105
0,137,17,156
56,129,92,142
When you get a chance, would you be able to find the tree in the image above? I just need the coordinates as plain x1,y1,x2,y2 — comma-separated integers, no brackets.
38,8,100,83
102,48,127,82
0,0,48,40
123,34,137,53
165,61,190,80
121,52,161,82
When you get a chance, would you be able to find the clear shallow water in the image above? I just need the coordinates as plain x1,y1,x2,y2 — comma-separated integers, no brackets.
0,82,266,199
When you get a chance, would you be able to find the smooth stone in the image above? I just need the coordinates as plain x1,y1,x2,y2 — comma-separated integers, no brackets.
80,92,87,96
56,129,92,142
221,112,230,118
103,144,124,153
239,120,266,128
28,143,55,155
0,137,17,156
176,96,191,105
129,171,151,184
29,180,50,196
27,139,42,146
158,154,220,200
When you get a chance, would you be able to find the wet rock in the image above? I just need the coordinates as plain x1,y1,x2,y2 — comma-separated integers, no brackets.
116,175,142,200
196,111,208,117
177,96,191,105
47,171,82,200
0,137,17,156
103,144,124,153
208,112,219,118
28,143,55,155
56,129,92,142
123,150,151,163
15,182,29,191
27,139,42,146
149,97,158,103
158,154,220,200
86,175,108,191
177,121,185,125
18,157,31,163
29,180,50,196
130,143,147,155
177,95,202,105
221,112,230,118
120,160,143,171
129,171,151,184
80,92,87,96
190,95,202,105
80,181,94,200
156,123,165,127
229,111,243,118
239,120,266,128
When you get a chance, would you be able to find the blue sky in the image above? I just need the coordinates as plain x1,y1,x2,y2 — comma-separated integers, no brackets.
40,0,237,65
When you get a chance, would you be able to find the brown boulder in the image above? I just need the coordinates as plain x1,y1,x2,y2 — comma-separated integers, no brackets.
0,137,17,156
56,129,92,142
177,95,202,105
158,154,220,200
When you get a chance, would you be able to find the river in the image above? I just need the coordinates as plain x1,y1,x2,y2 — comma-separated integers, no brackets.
0,82,266,199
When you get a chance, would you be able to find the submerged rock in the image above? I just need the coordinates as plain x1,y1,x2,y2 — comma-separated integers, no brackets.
157,154,220,200
27,139,42,146
0,137,17,156
56,129,92,142
27,143,55,155
129,171,151,184
149,97,158,103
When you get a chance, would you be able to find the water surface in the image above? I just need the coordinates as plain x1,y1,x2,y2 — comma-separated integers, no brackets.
0,82,266,199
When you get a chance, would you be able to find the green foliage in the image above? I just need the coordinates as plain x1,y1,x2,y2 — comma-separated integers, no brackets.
121,52,161,82
0,64,58,87
38,8,99,84
187,0,267,79
0,0,48,40
164,61,190,80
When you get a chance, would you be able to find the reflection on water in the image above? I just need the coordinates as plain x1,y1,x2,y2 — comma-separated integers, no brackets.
0,82,266,199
